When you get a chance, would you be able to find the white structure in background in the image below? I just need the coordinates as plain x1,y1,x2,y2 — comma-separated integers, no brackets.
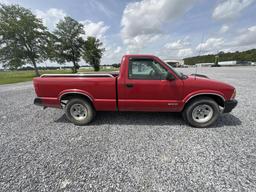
218,61,238,66
219,61,252,66
196,61,253,67
195,63,213,67
164,59,184,67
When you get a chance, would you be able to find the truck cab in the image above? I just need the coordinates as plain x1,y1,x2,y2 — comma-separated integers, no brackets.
117,55,183,112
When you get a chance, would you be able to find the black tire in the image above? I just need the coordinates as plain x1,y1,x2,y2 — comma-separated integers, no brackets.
64,98,95,125
182,97,220,128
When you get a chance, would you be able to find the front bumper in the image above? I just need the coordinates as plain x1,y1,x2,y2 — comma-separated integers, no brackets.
223,99,238,113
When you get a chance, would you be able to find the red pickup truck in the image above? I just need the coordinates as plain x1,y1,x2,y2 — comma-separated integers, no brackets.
33,55,237,128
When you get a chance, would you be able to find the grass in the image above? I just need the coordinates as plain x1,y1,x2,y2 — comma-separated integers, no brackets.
0,67,118,85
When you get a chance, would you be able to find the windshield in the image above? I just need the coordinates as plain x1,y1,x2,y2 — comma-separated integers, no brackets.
163,62,183,78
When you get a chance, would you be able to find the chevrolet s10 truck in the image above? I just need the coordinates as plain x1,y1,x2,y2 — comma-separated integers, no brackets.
33,55,237,128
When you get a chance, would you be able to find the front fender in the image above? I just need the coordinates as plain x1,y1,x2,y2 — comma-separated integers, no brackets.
182,90,225,104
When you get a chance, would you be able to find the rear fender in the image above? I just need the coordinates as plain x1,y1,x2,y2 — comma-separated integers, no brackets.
58,89,94,103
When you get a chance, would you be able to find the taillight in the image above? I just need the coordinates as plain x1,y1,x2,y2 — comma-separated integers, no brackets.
231,89,236,100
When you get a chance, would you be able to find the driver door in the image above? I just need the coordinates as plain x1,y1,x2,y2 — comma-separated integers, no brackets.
118,58,183,112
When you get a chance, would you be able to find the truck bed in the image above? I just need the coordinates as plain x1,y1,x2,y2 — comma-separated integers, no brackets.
33,73,118,111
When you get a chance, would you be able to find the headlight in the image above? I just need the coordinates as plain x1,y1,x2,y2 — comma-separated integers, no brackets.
230,89,236,100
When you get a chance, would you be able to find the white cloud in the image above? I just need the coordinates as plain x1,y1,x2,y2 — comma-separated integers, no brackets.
107,46,123,58
177,48,193,58
34,9,109,40
35,8,66,30
113,46,122,54
0,0,9,4
163,37,192,59
231,25,256,47
102,45,124,64
124,34,162,53
80,20,109,40
194,25,256,55
219,25,229,33
121,0,198,52
165,38,190,49
86,0,115,17
196,38,225,53
165,40,183,49
213,0,254,21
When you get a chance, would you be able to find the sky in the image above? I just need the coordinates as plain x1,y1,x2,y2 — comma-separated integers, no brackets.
1,0,256,66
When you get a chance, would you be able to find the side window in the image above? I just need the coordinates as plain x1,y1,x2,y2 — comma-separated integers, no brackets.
128,58,169,80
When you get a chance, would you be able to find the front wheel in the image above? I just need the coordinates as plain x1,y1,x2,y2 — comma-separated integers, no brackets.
182,97,220,128
64,98,95,125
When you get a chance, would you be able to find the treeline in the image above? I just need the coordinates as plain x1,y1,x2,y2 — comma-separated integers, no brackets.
0,4,104,76
184,49,256,65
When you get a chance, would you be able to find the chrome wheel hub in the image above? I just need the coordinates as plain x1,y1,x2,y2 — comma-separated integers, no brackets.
192,104,213,123
70,104,87,121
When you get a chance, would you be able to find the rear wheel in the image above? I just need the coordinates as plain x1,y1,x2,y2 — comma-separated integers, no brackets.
64,98,95,125
182,97,220,128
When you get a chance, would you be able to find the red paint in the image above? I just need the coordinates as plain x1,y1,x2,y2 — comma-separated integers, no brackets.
33,55,236,112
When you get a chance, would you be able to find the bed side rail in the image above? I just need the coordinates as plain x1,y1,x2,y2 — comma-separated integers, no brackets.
40,73,114,78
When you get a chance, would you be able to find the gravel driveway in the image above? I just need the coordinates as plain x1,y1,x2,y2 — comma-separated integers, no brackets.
0,66,256,191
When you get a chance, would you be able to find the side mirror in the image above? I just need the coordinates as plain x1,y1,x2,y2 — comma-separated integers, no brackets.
166,73,176,81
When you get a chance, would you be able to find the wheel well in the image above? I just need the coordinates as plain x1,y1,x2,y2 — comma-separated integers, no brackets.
60,93,94,108
183,94,224,110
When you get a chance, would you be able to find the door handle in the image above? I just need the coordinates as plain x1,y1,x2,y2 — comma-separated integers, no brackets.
126,83,134,88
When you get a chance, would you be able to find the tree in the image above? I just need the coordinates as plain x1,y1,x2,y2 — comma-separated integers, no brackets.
0,4,50,76
112,63,120,68
82,36,105,71
184,49,256,65
52,16,85,73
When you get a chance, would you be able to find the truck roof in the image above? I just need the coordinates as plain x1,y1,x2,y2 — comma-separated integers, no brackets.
123,54,156,57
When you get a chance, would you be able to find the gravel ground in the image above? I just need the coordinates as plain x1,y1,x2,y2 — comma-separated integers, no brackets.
0,66,256,191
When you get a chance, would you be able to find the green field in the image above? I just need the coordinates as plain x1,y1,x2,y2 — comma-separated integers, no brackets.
0,67,117,85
